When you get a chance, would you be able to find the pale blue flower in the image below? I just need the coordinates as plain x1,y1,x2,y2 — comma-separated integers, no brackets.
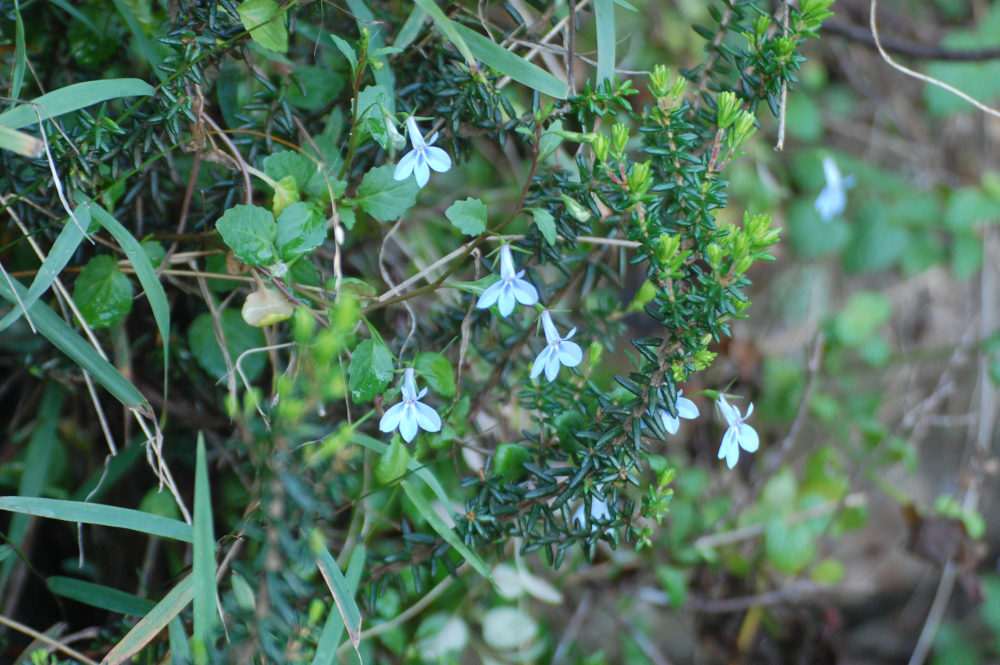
530,310,583,382
379,368,442,443
814,156,856,221
393,116,452,189
717,394,759,469
658,390,699,435
476,245,539,317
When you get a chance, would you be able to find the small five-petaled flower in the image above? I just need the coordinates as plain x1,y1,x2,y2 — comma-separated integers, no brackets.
379,368,442,443
531,310,583,382
717,394,759,469
814,156,855,221
476,245,539,317
393,116,452,189
659,390,699,435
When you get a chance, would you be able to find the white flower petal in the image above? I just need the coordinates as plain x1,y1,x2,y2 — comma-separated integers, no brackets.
544,351,561,381
511,279,538,306
498,245,516,280
424,146,452,173
497,286,515,317
660,410,680,435
379,402,406,433
557,341,582,367
738,423,759,452
540,310,559,344
413,156,431,188
676,395,699,419
530,349,548,379
393,150,418,181
725,437,740,468
405,116,425,148
476,281,503,310
399,407,419,443
414,401,442,433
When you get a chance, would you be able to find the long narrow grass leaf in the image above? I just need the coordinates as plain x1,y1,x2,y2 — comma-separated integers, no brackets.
400,479,492,580
192,434,218,660
0,203,89,332
594,0,616,88
0,386,62,589
394,6,427,52
168,616,192,664
111,0,166,81
10,0,26,101
0,497,193,542
451,23,569,99
103,575,195,665
311,532,362,656
411,0,476,68
47,577,156,617
345,0,396,113
0,275,149,411
0,125,43,158
312,545,365,665
89,202,170,388
0,79,155,130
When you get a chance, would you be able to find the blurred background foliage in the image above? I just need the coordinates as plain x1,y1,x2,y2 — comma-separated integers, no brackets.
0,0,999,664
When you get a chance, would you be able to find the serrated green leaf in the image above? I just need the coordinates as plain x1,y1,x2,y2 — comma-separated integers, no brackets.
72,254,134,329
237,0,288,53
272,175,299,217
531,208,557,245
348,338,394,403
355,85,393,149
445,197,487,236
414,351,455,398
354,165,419,222
215,204,277,266
276,202,327,261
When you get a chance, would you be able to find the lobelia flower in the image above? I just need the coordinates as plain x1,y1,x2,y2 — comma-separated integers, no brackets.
716,394,759,469
393,116,453,189
814,156,856,221
530,310,583,382
658,390,700,435
475,245,539,317
379,368,442,443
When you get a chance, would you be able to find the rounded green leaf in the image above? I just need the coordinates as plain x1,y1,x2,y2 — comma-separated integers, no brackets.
354,165,418,222
494,443,531,482
215,204,277,267
414,351,455,398
375,439,409,485
237,0,288,53
276,202,326,261
348,339,393,404
445,197,487,236
187,309,267,381
72,254,134,329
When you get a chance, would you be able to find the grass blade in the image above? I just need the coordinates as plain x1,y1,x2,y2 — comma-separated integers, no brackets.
192,433,218,662
311,532,363,659
394,5,427,52
0,79,155,130
411,0,476,68
0,386,62,589
0,125,43,158
0,203,89,332
11,0,26,101
312,545,365,665
47,577,156,617
451,23,569,99
594,0,615,88
169,616,192,664
400,479,492,581
103,575,195,665
0,497,193,542
0,275,150,412
89,202,170,388
111,0,166,82
345,0,396,113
